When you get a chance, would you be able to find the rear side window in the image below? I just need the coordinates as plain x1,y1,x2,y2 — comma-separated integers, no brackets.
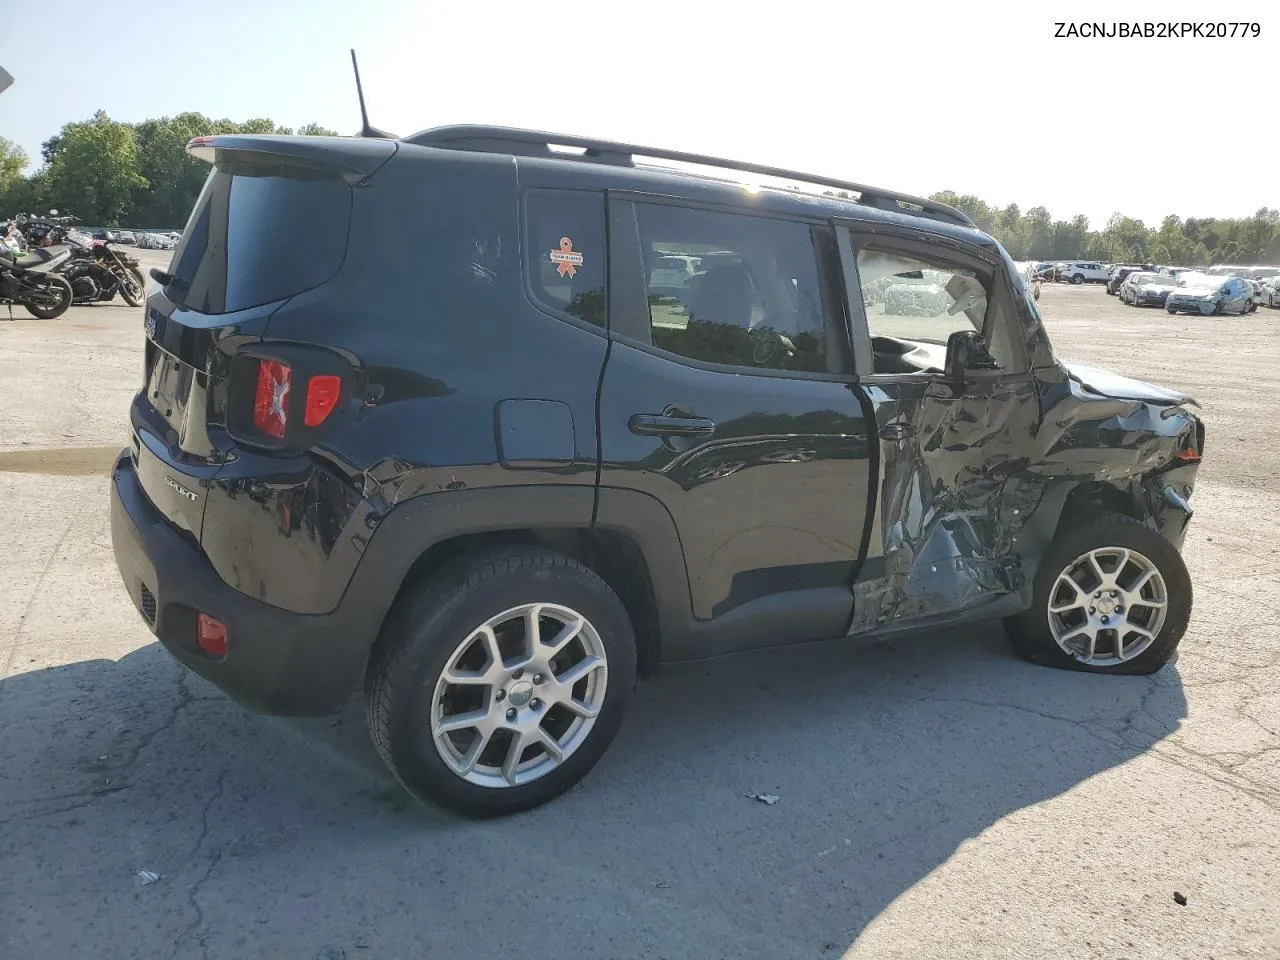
524,190,606,328
166,162,351,315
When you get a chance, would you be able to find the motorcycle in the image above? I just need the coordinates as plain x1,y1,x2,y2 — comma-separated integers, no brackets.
16,213,146,307
0,243,75,319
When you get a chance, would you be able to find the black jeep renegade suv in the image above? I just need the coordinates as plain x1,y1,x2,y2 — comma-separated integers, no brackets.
111,127,1204,815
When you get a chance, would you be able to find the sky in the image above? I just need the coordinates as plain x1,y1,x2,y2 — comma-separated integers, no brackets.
1,0,1274,229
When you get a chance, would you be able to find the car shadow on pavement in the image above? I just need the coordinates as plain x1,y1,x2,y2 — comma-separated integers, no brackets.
0,624,1187,959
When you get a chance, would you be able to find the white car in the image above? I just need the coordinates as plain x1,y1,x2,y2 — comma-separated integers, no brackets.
1260,275,1280,308
1055,261,1109,285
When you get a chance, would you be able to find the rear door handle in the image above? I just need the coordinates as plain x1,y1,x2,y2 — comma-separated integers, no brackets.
629,414,717,438
879,422,914,441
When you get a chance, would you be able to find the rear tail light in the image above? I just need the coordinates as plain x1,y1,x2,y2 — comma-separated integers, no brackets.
304,375,342,427
253,359,291,438
196,614,228,657
230,348,352,450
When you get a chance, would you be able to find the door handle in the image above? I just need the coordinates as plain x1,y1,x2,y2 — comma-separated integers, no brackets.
879,422,914,441
629,414,717,438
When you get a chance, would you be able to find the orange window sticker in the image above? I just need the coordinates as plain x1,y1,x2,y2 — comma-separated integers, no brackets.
550,237,584,278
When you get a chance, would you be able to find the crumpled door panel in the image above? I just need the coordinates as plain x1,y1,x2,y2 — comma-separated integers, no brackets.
851,366,1201,635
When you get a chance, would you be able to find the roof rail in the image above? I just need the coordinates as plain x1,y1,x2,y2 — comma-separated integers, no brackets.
404,125,975,228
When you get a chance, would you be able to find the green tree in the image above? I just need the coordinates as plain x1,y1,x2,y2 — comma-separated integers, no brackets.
296,123,339,137
130,112,238,226
0,137,27,192
43,110,147,224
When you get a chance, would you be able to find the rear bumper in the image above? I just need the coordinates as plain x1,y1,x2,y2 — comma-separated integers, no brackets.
110,452,370,716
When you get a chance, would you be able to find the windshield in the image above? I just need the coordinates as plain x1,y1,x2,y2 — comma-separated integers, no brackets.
1253,267,1279,279
1131,273,1168,285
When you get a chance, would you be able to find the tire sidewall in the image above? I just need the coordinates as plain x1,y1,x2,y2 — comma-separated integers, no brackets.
22,277,72,319
380,559,637,815
1010,515,1192,674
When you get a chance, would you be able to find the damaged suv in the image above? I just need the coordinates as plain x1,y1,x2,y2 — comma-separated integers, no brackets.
111,127,1204,815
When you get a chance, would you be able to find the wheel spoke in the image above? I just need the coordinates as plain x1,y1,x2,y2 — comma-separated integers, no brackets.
1049,578,1083,614
554,655,604,689
544,615,585,655
476,624,503,672
435,708,492,736
501,730,527,785
1086,553,1108,589
454,728,493,775
561,697,600,719
536,726,565,764
1126,568,1156,597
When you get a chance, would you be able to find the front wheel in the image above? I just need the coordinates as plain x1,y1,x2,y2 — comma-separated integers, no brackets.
21,275,73,319
1071,274,1084,285
1167,306,1177,314
365,547,637,816
119,266,145,307
1005,513,1191,674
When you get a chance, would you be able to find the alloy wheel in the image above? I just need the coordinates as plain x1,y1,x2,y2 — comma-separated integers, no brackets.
1046,546,1169,666
430,603,608,788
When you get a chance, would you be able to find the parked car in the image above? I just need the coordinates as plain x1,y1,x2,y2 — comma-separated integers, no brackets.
1056,261,1109,284
1165,275,1256,315
1106,264,1153,295
110,127,1205,815
1119,271,1178,307
115,230,137,245
1207,265,1262,302
1259,275,1280,308
1121,271,1177,308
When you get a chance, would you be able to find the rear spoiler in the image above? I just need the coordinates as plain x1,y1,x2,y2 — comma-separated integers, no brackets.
186,135,397,182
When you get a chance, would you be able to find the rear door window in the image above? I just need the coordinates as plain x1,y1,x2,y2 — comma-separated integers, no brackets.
166,162,351,315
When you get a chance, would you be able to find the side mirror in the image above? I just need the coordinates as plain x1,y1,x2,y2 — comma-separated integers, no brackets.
944,330,998,383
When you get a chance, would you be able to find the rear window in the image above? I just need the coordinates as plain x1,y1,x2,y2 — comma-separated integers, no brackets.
166,162,351,314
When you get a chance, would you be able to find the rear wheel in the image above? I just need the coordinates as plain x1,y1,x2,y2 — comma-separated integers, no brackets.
1005,513,1190,674
120,267,145,307
365,547,637,816
21,275,73,319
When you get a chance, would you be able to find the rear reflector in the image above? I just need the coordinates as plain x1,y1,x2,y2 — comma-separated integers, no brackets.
196,614,228,657
305,375,342,427
253,360,292,438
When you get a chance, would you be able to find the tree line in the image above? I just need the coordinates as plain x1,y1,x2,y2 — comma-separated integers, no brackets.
3,112,1277,265
928,191,1280,267
0,111,338,228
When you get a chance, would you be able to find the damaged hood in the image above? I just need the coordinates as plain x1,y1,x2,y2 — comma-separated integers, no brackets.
1062,361,1199,407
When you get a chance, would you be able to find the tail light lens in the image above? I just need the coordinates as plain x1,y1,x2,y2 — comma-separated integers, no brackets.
305,375,342,427
253,359,291,438
230,348,353,451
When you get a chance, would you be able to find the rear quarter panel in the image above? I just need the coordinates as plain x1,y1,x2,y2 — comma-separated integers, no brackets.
199,146,608,614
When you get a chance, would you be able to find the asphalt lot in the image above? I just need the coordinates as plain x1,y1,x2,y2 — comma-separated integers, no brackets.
1,275,1278,960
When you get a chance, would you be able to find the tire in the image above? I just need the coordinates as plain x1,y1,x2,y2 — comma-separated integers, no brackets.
1167,307,1177,314
1071,274,1084,285
1005,512,1191,675
365,546,637,816
21,275,73,319
120,267,145,307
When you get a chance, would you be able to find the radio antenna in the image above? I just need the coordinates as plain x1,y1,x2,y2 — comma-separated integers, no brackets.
350,49,397,139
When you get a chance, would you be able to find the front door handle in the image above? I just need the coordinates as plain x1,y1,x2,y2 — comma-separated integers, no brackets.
629,413,717,438
879,422,915,441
